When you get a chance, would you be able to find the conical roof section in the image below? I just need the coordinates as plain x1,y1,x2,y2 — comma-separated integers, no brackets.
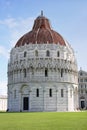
15,12,66,47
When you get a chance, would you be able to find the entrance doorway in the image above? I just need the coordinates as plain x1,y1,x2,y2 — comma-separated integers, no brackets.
81,101,85,109
23,97,29,110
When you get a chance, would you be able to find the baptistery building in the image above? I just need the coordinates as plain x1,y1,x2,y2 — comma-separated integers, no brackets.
8,12,78,112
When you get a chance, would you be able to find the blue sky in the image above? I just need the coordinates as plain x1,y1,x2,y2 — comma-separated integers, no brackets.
0,0,87,95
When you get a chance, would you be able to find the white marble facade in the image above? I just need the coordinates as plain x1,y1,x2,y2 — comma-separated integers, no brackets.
8,14,78,112
78,69,87,109
8,43,78,112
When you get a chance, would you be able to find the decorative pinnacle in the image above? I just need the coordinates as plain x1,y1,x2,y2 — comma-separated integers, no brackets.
41,10,43,16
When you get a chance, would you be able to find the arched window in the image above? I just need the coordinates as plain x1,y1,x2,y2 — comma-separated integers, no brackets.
49,89,52,97
61,89,64,97
61,68,63,77
24,69,27,77
46,50,50,57
45,68,48,77
14,90,16,98
24,51,27,57
35,50,38,57
36,89,39,97
57,51,60,57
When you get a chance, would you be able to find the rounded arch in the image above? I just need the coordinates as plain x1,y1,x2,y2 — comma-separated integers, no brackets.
20,84,29,94
35,50,38,57
29,63,34,68
46,50,50,57
38,63,41,68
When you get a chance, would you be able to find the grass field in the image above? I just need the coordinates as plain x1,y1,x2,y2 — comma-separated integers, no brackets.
0,112,87,130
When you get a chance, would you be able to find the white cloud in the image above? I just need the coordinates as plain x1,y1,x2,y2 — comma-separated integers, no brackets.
0,45,9,59
0,18,19,29
0,17,34,47
0,16,34,60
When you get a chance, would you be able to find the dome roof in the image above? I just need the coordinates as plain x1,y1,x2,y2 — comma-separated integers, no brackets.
15,12,66,47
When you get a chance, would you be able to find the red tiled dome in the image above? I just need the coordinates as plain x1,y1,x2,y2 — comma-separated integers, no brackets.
15,13,66,47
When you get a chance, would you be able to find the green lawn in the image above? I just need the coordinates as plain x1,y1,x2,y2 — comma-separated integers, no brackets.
0,112,87,130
